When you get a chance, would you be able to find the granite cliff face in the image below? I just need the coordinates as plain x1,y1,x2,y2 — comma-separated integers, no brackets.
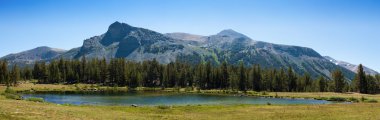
2,22,361,79
68,21,197,64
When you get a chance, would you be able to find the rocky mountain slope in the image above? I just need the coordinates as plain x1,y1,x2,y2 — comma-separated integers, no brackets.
166,30,356,79
0,46,66,66
324,56,379,75
1,21,357,79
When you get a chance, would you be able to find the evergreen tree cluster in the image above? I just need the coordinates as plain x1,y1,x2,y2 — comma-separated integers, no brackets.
352,64,380,94
0,59,380,93
0,60,21,87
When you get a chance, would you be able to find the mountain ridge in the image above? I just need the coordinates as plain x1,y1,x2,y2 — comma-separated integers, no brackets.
1,21,360,79
324,56,379,75
1,46,67,65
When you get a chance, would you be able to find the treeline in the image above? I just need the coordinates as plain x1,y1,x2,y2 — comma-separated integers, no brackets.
0,58,379,93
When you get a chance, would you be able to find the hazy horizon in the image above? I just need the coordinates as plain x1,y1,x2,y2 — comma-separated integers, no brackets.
0,0,379,72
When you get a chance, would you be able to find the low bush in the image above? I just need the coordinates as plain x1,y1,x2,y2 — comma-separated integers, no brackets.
26,97,44,102
4,93,22,100
4,87,16,94
348,97,359,103
361,96,368,102
315,97,328,100
327,97,347,102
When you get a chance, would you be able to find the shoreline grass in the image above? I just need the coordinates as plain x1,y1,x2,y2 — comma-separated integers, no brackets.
7,83,380,102
0,83,380,119
0,96,379,120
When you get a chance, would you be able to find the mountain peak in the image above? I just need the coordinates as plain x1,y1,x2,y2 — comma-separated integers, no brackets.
33,46,66,52
218,29,237,33
35,46,51,49
108,21,133,31
101,21,136,45
111,21,121,25
217,29,250,39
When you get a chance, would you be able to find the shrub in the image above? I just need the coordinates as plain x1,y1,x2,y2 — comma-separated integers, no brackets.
4,87,16,94
327,97,347,102
315,97,328,100
4,93,22,100
3,87,22,100
26,97,44,102
348,97,359,103
361,96,368,102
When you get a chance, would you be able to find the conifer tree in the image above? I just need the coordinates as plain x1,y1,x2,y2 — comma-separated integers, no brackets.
58,58,66,83
0,61,9,85
318,76,327,92
356,64,367,93
0,61,4,83
205,61,212,89
48,60,61,83
250,65,262,91
304,73,312,92
366,75,378,94
80,56,87,83
275,68,286,91
220,61,229,89
22,66,32,80
332,69,345,93
287,66,297,92
238,61,247,91
10,64,20,86
100,58,108,85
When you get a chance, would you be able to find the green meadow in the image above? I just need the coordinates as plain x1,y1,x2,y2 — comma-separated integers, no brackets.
0,83,379,120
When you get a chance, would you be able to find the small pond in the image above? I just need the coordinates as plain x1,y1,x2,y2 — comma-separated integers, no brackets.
22,92,332,106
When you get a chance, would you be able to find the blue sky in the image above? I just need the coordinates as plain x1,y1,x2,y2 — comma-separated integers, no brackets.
0,0,379,71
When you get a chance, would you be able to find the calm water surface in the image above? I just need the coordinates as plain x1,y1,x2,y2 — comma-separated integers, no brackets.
22,92,332,106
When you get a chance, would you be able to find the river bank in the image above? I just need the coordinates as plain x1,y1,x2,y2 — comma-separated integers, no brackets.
0,83,380,119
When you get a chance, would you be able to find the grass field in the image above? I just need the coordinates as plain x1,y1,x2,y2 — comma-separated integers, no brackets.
0,83,380,120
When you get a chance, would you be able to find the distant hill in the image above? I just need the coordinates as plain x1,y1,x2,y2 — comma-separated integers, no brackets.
1,46,66,66
1,21,357,79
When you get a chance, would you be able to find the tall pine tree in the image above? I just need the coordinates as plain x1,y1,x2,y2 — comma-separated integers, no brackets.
332,69,345,93
356,64,367,93
10,64,20,86
238,61,247,91
318,76,327,92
